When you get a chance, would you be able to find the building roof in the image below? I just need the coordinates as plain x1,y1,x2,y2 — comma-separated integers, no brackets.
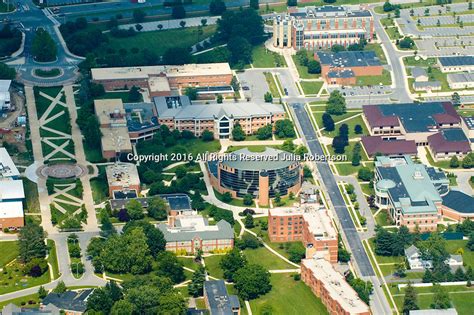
1,303,59,315
409,308,458,315
204,280,240,315
100,126,132,152
221,147,298,172
427,128,471,154
153,96,285,120
42,289,94,313
0,148,20,179
287,5,372,19
148,76,171,93
317,50,381,68
375,156,449,215
106,163,140,189
404,244,420,257
413,81,441,90
0,201,23,219
94,99,127,126
462,116,474,130
327,69,355,78
363,102,459,132
91,63,232,81
160,194,192,211
302,257,369,314
411,67,427,78
439,56,474,67
447,72,474,84
0,80,11,92
361,136,417,156
449,254,463,263
0,180,25,201
442,190,474,214
158,216,234,242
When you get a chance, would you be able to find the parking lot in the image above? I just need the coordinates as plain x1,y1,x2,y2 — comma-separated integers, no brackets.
328,85,391,97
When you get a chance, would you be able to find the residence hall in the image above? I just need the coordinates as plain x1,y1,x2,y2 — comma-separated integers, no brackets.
273,5,374,50
0,147,25,229
153,95,286,139
208,147,302,207
315,50,383,85
374,155,450,232
91,63,233,97
203,280,240,315
268,205,338,263
362,102,471,160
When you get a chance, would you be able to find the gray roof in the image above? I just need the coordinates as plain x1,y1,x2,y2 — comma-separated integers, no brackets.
409,308,458,315
158,219,234,242
222,147,298,171
405,245,420,257
447,72,474,83
450,254,463,263
411,67,427,78
439,56,474,67
204,280,240,315
317,51,381,68
0,80,11,92
442,190,474,214
42,290,93,312
413,81,441,89
153,96,284,120
328,69,355,78
1,303,60,315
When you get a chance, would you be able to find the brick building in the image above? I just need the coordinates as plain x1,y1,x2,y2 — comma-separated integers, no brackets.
105,163,141,198
268,205,338,263
273,5,374,51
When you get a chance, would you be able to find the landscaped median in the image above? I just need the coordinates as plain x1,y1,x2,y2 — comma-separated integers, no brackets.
67,234,84,279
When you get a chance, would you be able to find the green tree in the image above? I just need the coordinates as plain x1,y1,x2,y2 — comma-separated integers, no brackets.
383,1,394,12
375,227,396,256
87,287,114,314
18,223,47,263
220,248,247,281
234,264,272,300
451,92,461,106
347,276,373,305
463,154,473,168
358,167,373,181
202,130,214,141
38,286,47,299
354,124,363,134
156,251,185,284
450,156,459,168
274,119,295,138
431,284,451,309
250,0,259,10
0,62,16,80
307,60,321,74
172,5,186,19
147,197,168,221
322,113,335,131
126,199,145,220
122,220,166,257
222,192,233,202
256,124,273,140
244,213,254,228
264,91,273,103
133,9,146,23
243,194,254,206
274,191,281,205
331,44,346,53
111,300,136,314
188,265,206,297
216,94,223,103
468,232,474,250
352,143,362,166
287,0,297,6
326,90,347,115
123,228,153,274
53,281,67,294
402,282,419,314
287,242,306,263
227,36,252,66
209,0,226,15
399,37,415,49
32,28,57,62
232,122,246,141
163,47,191,65
332,136,346,154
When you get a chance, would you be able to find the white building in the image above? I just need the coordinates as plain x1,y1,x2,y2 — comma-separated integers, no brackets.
405,245,432,270
0,80,11,111
447,72,474,89
438,56,474,73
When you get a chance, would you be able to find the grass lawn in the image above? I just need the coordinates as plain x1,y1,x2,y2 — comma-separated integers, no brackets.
313,110,361,130
107,25,217,57
300,81,323,95
204,255,224,279
292,55,320,79
251,45,286,68
0,241,19,267
34,87,64,119
250,273,328,315
323,114,368,138
226,145,280,153
445,240,474,267
335,163,361,176
90,168,109,205
375,209,394,227
368,238,404,265
424,147,452,169
84,142,105,163
403,56,437,67
22,178,39,213
0,260,50,295
177,257,201,271
47,239,60,280
243,246,295,270
327,142,369,161
0,293,40,309
214,189,254,207
360,183,375,196
365,43,388,64
356,69,392,86
264,72,281,98
97,91,143,103
41,139,75,159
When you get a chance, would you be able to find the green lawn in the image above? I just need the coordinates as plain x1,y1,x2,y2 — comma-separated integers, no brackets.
375,209,394,227
204,255,224,279
424,147,452,169
250,273,329,315
327,142,369,161
264,72,281,98
356,69,392,86
368,238,404,265
321,114,368,139
84,142,105,163
106,25,216,57
365,43,387,64
34,87,63,120
360,183,375,196
214,189,255,207
0,294,40,309
226,145,280,153
0,260,50,295
313,110,361,129
22,178,39,213
252,45,286,68
335,163,361,176
403,56,437,67
292,55,320,79
446,240,474,268
300,81,323,95
97,91,143,103
0,241,19,267
243,246,295,270
177,257,201,271
90,169,109,205
47,239,60,280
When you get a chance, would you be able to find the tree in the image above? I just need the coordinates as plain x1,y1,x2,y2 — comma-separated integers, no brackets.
287,242,306,263
147,197,168,221
307,60,321,74
331,44,346,53
468,232,474,251
358,167,373,181
38,285,47,299
163,47,191,65
383,1,394,12
244,213,254,228
111,300,136,314
431,284,451,309
326,90,347,115
451,92,461,106
53,281,67,294
375,227,396,256
287,0,297,6
402,283,419,314
202,130,214,141
227,36,252,66
338,247,351,263
216,94,223,103
32,28,57,62
124,228,153,274
395,262,406,277
216,9,264,45
347,276,373,305
87,287,114,314
133,9,146,23
332,136,346,154
274,119,295,138
172,5,186,19
157,24,163,30
179,20,186,28
354,124,363,134
209,0,226,15
256,124,273,140
238,234,261,249
463,154,473,169
18,223,47,263
156,251,185,284
450,156,459,168
264,91,273,103
126,199,145,220
220,248,247,281
352,143,362,166
0,62,16,80
395,7,401,18
201,19,208,26
188,265,206,297
128,86,141,102
122,220,166,257
232,123,246,141
399,37,415,49
250,0,259,10
243,194,253,206
234,264,272,300
322,113,335,131
274,192,281,205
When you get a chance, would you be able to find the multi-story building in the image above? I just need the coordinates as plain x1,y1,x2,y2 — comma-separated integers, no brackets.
153,96,286,139
208,147,302,206
0,80,11,111
273,5,374,51
157,215,234,254
105,163,141,199
268,205,338,263
91,63,233,96
374,155,449,232
362,102,472,160
301,257,370,315
0,148,24,230
203,280,240,315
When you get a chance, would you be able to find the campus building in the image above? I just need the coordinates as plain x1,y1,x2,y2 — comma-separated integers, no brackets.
438,56,474,73
0,80,11,111
301,257,370,315
268,205,338,263
157,215,234,254
362,102,472,160
94,99,159,159
315,50,383,85
41,289,94,315
447,72,474,89
208,147,303,206
0,148,24,230
105,163,141,199
91,63,233,96
272,5,374,51
374,155,449,232
203,280,240,315
461,116,474,150
153,96,286,139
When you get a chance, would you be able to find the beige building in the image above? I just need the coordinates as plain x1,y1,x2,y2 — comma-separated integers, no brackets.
105,163,141,199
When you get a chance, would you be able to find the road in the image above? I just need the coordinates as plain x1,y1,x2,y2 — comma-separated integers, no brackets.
290,103,392,315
